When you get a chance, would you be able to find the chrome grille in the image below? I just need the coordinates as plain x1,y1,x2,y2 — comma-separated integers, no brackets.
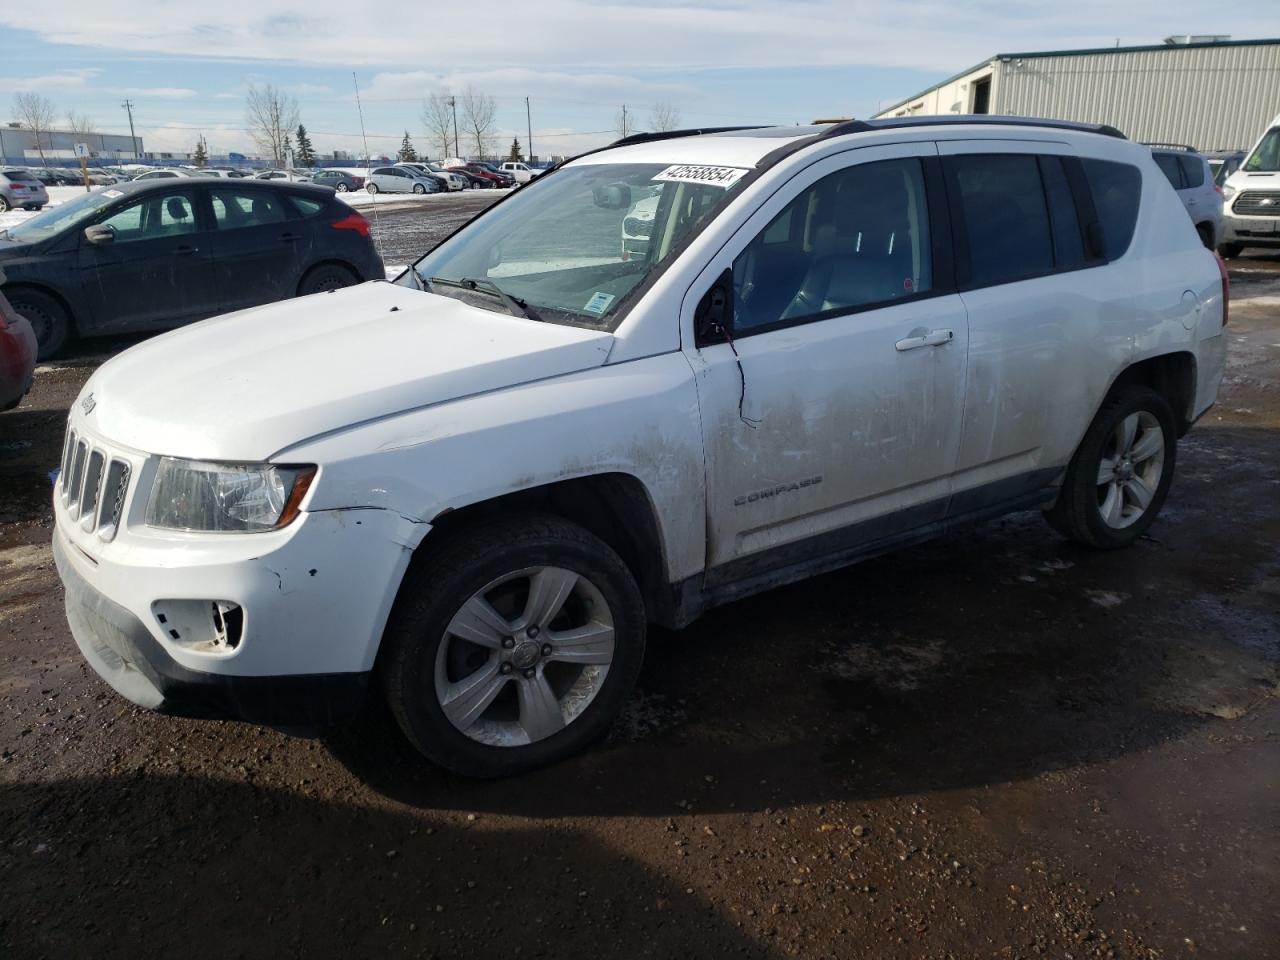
58,423,133,539
623,216,652,238
1232,191,1280,217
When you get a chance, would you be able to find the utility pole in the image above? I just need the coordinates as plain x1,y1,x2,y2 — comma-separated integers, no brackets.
622,104,629,138
449,96,459,158
120,99,138,159
526,96,533,163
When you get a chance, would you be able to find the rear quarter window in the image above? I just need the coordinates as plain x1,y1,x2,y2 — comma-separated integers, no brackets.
3,171,38,182
1152,154,1184,189
1178,155,1205,188
1080,158,1141,261
289,196,324,216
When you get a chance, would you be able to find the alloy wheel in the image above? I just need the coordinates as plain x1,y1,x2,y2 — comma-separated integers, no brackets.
1096,411,1165,529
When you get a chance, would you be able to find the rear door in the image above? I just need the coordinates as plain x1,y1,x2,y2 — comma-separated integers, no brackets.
208,186,305,311
938,142,1100,507
75,187,217,331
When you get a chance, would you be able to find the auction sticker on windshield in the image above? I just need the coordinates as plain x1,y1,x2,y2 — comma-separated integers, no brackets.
653,165,750,189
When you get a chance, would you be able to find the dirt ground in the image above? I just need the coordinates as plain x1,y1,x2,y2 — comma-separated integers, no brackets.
1,230,1277,960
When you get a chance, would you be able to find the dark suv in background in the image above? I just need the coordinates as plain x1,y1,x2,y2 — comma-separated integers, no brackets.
0,179,381,358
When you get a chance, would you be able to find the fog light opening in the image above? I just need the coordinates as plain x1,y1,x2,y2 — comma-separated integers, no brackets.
211,601,243,649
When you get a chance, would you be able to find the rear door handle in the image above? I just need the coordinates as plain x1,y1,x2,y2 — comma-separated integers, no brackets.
174,245,198,256
280,233,300,242
895,328,954,351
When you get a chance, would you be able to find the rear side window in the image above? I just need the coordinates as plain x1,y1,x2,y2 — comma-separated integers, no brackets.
947,154,1053,288
3,170,37,182
1178,155,1205,188
1040,157,1086,270
1153,154,1184,188
1080,159,1141,260
211,189,289,228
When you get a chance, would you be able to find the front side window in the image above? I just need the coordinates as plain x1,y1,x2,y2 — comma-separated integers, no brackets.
2,189,119,242
948,154,1053,287
411,161,749,330
732,157,932,332
98,192,197,243
1244,128,1280,172
211,189,288,228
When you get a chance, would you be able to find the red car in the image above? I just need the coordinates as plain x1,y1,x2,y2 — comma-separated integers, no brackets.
0,287,37,411
447,163,507,188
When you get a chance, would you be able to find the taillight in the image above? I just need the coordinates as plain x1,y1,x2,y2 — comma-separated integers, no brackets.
1215,253,1229,326
331,212,370,238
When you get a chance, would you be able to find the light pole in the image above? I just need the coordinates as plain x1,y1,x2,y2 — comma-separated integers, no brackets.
526,96,532,163
449,96,459,158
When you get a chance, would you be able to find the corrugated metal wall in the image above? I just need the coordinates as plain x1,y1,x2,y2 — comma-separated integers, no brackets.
995,43,1280,151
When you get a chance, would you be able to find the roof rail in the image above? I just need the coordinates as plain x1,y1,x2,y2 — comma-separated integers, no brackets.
609,126,769,147
817,115,1127,141
1142,142,1198,152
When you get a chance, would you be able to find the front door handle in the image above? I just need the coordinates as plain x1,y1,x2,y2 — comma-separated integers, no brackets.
895,328,954,351
173,245,198,256
279,233,300,242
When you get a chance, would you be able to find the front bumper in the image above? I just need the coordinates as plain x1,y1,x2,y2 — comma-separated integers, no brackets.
54,532,370,728
1223,214,1280,246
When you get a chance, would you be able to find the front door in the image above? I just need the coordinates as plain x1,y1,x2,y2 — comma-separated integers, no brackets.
76,188,216,331
685,144,969,576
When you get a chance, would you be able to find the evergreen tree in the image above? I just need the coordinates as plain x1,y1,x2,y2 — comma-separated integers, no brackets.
192,136,208,167
295,124,316,166
507,138,524,162
397,131,418,163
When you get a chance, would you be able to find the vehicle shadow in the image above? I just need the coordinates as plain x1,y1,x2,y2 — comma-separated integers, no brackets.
0,406,62,531
328,423,1279,819
0,773,776,960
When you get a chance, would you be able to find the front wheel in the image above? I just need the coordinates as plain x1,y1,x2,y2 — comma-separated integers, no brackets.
413,183,426,195
7,287,72,360
381,515,646,777
1217,242,1243,259
1045,385,1176,549
366,183,379,194
0,196,8,212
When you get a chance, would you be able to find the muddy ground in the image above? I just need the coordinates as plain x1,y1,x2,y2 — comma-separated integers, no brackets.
1,220,1277,959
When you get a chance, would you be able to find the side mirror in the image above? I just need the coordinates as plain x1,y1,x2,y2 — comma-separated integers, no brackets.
84,224,115,245
694,268,733,344
592,182,632,210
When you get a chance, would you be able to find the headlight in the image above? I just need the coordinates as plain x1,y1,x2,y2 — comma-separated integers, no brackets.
1223,184,1236,200
145,459,316,532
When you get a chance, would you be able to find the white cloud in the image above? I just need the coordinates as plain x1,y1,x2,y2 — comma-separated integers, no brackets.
3,1,1274,75
0,68,101,93
114,86,199,99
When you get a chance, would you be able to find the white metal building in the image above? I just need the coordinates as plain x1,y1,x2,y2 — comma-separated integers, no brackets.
0,124,143,165
874,36,1280,151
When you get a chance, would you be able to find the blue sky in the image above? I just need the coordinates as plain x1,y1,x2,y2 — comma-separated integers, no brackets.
1,3,1274,160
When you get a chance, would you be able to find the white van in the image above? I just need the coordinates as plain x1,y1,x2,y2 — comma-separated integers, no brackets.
499,161,541,183
54,118,1227,776
1218,112,1280,257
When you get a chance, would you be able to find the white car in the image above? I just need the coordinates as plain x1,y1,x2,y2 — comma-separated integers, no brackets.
131,168,217,180
620,191,660,259
1149,145,1223,249
366,166,440,195
254,169,312,182
1218,113,1280,258
424,163,469,191
53,118,1227,777
499,161,541,183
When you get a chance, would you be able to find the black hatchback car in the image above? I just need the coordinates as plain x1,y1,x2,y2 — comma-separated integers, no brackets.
0,179,382,358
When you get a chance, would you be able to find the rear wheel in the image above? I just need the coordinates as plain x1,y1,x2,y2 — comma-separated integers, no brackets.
381,515,646,777
6,287,71,360
297,263,359,296
1217,242,1243,259
336,182,349,193
1045,385,1176,549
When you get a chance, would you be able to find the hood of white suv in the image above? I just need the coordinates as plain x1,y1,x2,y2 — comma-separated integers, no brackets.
80,281,614,461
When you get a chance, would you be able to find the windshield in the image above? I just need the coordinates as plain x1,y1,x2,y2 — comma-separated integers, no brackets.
1244,128,1280,172
3,189,122,243
410,161,750,330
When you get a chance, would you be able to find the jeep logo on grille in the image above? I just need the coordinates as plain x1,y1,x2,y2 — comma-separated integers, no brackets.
80,393,96,415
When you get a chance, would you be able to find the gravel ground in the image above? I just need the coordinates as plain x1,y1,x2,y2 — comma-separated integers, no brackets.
1,221,1277,959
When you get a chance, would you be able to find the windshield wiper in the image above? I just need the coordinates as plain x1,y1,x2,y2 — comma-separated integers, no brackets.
427,276,543,322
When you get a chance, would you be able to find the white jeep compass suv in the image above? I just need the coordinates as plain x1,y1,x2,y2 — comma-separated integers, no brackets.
53,117,1228,777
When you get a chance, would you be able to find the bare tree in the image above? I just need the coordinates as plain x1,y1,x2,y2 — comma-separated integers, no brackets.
648,102,681,133
459,86,497,159
66,110,95,137
421,91,456,160
245,83,300,166
13,92,56,167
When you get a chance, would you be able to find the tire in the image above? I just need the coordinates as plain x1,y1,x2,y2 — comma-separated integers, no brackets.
380,514,646,777
413,183,426,195
1195,223,1214,250
336,182,349,193
1217,242,1243,259
297,263,359,296
1045,385,1177,549
0,196,8,213
366,183,378,195
7,287,72,360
